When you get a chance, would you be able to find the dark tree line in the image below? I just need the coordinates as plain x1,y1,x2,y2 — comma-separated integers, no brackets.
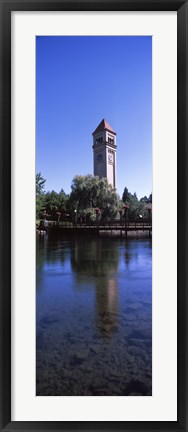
122,186,152,220
36,173,152,222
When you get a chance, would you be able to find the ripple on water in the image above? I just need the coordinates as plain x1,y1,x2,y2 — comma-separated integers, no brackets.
36,236,152,396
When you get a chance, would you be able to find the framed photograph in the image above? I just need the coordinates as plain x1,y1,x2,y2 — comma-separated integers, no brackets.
0,0,187,431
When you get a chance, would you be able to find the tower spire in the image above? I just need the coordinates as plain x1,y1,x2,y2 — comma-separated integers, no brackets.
92,119,117,189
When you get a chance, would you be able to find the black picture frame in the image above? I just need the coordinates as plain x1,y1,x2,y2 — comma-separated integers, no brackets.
0,1,187,431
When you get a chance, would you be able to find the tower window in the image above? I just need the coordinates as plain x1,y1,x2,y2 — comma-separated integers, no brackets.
96,137,103,144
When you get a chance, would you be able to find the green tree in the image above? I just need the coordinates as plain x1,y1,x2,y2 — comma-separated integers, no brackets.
122,187,146,220
122,186,130,204
70,174,120,221
140,195,149,203
44,190,60,219
59,189,69,214
36,172,46,195
148,193,152,204
36,172,46,219
42,189,69,221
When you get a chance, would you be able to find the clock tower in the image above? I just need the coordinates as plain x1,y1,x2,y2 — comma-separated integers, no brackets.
92,119,117,189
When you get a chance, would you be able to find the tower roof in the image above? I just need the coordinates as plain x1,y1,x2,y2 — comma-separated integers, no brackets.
92,119,117,135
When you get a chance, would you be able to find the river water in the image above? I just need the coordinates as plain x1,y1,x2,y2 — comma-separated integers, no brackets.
36,235,152,396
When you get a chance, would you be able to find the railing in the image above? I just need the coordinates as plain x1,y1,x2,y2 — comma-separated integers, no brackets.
45,218,152,230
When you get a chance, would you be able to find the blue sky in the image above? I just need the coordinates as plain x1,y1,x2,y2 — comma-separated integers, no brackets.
36,36,152,199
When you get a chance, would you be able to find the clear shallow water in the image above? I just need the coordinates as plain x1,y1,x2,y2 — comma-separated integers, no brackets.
36,235,152,396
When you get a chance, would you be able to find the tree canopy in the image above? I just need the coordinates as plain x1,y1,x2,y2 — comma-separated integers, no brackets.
36,172,46,195
70,175,120,221
36,173,46,218
122,187,152,220
36,173,152,222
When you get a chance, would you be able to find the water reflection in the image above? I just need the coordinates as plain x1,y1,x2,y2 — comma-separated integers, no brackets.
94,275,118,337
70,237,119,277
70,238,119,337
36,235,152,396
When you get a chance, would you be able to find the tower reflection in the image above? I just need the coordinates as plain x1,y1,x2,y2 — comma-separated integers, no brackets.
95,275,118,337
70,236,119,337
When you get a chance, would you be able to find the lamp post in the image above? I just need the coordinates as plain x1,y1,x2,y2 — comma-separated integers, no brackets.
119,209,123,226
42,210,50,230
146,205,152,238
43,210,47,227
95,208,100,227
56,211,61,225
74,209,77,228
123,205,129,227
123,205,129,238
146,205,152,226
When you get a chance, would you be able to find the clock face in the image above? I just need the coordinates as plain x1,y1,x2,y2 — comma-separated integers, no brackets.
97,153,103,162
108,153,113,162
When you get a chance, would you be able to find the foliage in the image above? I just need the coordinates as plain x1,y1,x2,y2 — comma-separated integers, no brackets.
140,192,152,204
122,186,129,203
122,187,152,220
36,172,152,223
36,173,46,218
36,174,69,220
70,175,120,221
44,189,69,220
36,172,46,195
